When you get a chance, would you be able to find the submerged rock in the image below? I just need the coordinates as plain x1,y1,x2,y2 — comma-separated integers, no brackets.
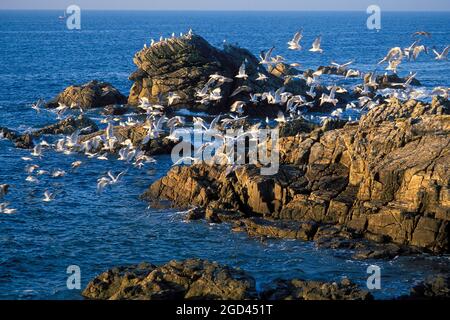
261,278,373,300
82,258,258,300
46,80,127,109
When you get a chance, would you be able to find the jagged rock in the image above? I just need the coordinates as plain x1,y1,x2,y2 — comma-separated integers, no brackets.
82,259,258,300
128,35,235,108
400,274,450,299
46,80,127,109
261,278,373,300
0,127,34,149
128,34,302,116
144,98,450,254
32,115,98,137
242,217,318,241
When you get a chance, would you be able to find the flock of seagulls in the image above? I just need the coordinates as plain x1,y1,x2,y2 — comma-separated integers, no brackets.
1,28,448,215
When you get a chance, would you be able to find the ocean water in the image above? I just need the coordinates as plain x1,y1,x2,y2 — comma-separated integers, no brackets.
0,10,449,300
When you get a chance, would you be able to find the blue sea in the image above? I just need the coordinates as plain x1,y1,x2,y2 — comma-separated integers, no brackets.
0,11,449,300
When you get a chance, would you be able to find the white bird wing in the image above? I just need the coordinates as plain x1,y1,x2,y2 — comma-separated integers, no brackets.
312,36,321,49
442,45,450,57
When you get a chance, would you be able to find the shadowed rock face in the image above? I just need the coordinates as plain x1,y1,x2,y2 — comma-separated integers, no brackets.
143,97,450,254
46,80,127,109
82,259,258,300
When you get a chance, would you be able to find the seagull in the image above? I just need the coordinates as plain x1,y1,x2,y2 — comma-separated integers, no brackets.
71,161,82,168
256,73,268,81
230,85,252,97
230,101,246,115
107,170,126,185
432,46,449,60
25,176,39,183
413,31,431,37
52,170,66,178
259,47,275,65
274,111,286,124
309,36,323,53
96,177,110,194
172,156,199,166
288,30,303,50
31,144,42,157
411,45,427,61
0,202,16,214
235,61,248,79
31,99,44,113
378,47,403,64
386,59,402,73
331,60,354,71
331,108,344,118
43,191,55,202
345,69,361,78
209,74,233,84
167,92,181,106
319,86,338,106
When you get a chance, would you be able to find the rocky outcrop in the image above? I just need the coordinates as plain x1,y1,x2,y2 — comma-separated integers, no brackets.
0,127,34,148
401,275,450,299
46,80,127,109
143,97,450,254
79,123,177,155
32,115,98,137
261,278,373,300
128,34,298,116
82,259,257,300
83,258,376,300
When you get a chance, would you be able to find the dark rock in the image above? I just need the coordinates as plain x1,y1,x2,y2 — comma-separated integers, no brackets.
0,127,34,149
261,278,373,300
32,115,98,137
46,80,127,109
400,275,450,300
83,259,258,300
